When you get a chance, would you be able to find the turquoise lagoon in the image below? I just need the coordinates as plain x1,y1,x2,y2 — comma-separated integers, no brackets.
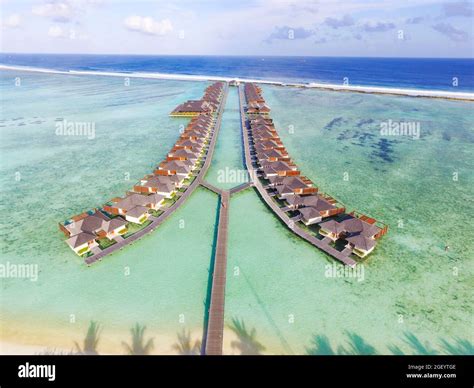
0,71,217,353
0,71,472,354
205,86,247,190
223,86,473,355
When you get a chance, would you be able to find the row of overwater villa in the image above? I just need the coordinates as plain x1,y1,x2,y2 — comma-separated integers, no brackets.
243,83,388,260
59,82,225,259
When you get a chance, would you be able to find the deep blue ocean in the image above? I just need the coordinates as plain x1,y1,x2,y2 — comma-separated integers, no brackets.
1,53,473,92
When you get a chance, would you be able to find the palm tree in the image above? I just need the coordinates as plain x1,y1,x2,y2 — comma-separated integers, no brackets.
439,337,473,355
340,332,378,355
228,317,265,355
172,329,201,355
306,334,336,355
401,332,438,355
74,321,101,355
122,323,154,355
306,332,377,355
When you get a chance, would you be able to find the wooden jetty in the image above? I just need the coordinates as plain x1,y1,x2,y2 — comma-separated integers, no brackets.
204,190,230,355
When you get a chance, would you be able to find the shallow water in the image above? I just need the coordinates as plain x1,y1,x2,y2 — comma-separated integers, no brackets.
205,87,246,189
0,72,472,355
0,71,217,353
223,86,473,355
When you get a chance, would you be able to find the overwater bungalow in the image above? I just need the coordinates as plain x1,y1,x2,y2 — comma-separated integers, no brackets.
147,193,166,209
345,235,377,258
271,176,318,198
103,193,155,224
247,101,271,116
319,214,383,257
244,83,266,103
167,148,200,163
60,82,225,261
317,219,344,241
251,130,281,142
101,217,128,239
180,129,209,141
171,82,224,117
61,210,129,240
268,175,314,188
66,232,98,256
170,100,213,117
254,140,287,152
243,82,388,261
61,210,108,236
173,139,205,153
286,194,338,224
134,175,182,195
256,149,290,162
124,205,150,224
60,210,129,255
155,160,193,178
260,160,300,178
250,116,273,126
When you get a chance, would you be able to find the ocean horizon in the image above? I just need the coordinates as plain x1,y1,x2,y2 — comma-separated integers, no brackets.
1,53,473,92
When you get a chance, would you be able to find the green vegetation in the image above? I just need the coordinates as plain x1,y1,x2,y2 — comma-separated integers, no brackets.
77,246,90,256
149,209,164,217
162,196,179,207
97,238,116,250
123,220,152,238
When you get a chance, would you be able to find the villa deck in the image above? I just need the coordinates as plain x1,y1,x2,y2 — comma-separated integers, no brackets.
238,84,362,267
83,82,229,265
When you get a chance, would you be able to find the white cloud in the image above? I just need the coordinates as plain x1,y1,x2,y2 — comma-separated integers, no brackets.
124,16,173,36
32,0,102,23
33,1,75,22
2,14,21,29
48,25,67,38
48,24,89,40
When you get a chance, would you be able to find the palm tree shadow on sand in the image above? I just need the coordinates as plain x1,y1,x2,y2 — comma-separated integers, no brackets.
172,329,201,355
122,323,154,355
306,331,377,355
439,337,474,355
306,331,473,355
228,317,266,355
74,320,101,355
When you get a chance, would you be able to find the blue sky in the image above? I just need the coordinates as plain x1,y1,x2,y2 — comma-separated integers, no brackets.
1,0,473,57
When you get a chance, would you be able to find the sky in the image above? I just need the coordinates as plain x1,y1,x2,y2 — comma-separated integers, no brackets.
0,0,473,57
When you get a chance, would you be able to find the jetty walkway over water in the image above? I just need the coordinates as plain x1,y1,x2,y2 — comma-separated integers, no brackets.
237,84,357,268
201,188,229,355
198,180,252,355
84,83,229,265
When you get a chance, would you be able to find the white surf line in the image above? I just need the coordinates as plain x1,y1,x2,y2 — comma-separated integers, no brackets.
2,64,473,101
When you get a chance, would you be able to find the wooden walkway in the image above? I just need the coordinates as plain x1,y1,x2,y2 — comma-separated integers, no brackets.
204,190,230,355
200,180,223,195
84,83,229,265
229,181,253,195
237,85,357,268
